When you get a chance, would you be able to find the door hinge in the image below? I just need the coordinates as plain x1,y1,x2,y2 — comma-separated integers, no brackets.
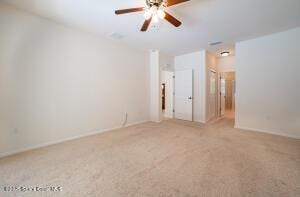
173,75,175,79
173,109,175,113
173,92,175,96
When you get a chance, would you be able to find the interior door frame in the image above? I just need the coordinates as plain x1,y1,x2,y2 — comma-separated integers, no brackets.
161,71,175,119
209,69,218,119
219,73,226,116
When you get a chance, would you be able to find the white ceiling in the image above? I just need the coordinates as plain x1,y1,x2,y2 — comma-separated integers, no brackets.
2,0,300,56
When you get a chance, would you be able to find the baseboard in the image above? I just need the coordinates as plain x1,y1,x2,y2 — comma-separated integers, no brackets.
193,119,206,124
234,125,300,139
0,120,149,159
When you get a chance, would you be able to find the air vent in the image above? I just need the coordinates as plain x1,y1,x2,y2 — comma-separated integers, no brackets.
109,32,125,40
210,41,222,46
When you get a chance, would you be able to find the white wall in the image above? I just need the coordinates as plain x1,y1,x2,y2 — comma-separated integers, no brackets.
0,4,150,157
217,56,236,73
236,27,300,139
159,52,174,72
175,51,206,123
149,50,161,122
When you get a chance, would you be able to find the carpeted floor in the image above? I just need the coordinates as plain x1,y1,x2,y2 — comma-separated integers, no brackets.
0,117,300,197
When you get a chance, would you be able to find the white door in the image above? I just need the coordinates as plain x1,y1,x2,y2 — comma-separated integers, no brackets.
210,71,217,119
220,77,226,116
174,70,193,121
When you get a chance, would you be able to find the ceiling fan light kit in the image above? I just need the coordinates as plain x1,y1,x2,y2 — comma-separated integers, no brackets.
144,5,166,21
115,0,190,31
221,51,230,57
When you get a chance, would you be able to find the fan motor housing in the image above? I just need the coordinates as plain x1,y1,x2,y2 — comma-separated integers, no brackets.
146,0,165,8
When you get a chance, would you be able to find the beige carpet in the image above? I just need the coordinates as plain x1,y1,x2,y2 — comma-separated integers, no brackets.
0,118,300,197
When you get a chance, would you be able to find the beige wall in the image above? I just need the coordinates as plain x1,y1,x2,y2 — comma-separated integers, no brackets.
235,27,300,138
217,56,235,72
0,4,150,157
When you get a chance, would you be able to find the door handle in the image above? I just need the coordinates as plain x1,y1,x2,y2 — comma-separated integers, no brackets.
188,97,192,100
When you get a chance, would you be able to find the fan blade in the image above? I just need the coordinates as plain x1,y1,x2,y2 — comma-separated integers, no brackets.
166,0,190,7
164,12,182,27
141,16,152,32
115,7,144,15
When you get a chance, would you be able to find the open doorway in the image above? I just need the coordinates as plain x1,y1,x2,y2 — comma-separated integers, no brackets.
162,83,166,111
220,72,235,119
161,71,174,119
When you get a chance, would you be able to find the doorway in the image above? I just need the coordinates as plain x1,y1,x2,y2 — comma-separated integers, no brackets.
161,71,174,119
162,83,166,111
219,72,235,118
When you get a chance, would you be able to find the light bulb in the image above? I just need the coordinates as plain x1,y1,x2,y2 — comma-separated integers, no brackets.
221,52,230,57
157,9,166,19
152,15,159,23
144,10,152,20
150,6,158,13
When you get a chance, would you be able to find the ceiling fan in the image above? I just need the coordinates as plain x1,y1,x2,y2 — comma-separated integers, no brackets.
115,0,190,32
